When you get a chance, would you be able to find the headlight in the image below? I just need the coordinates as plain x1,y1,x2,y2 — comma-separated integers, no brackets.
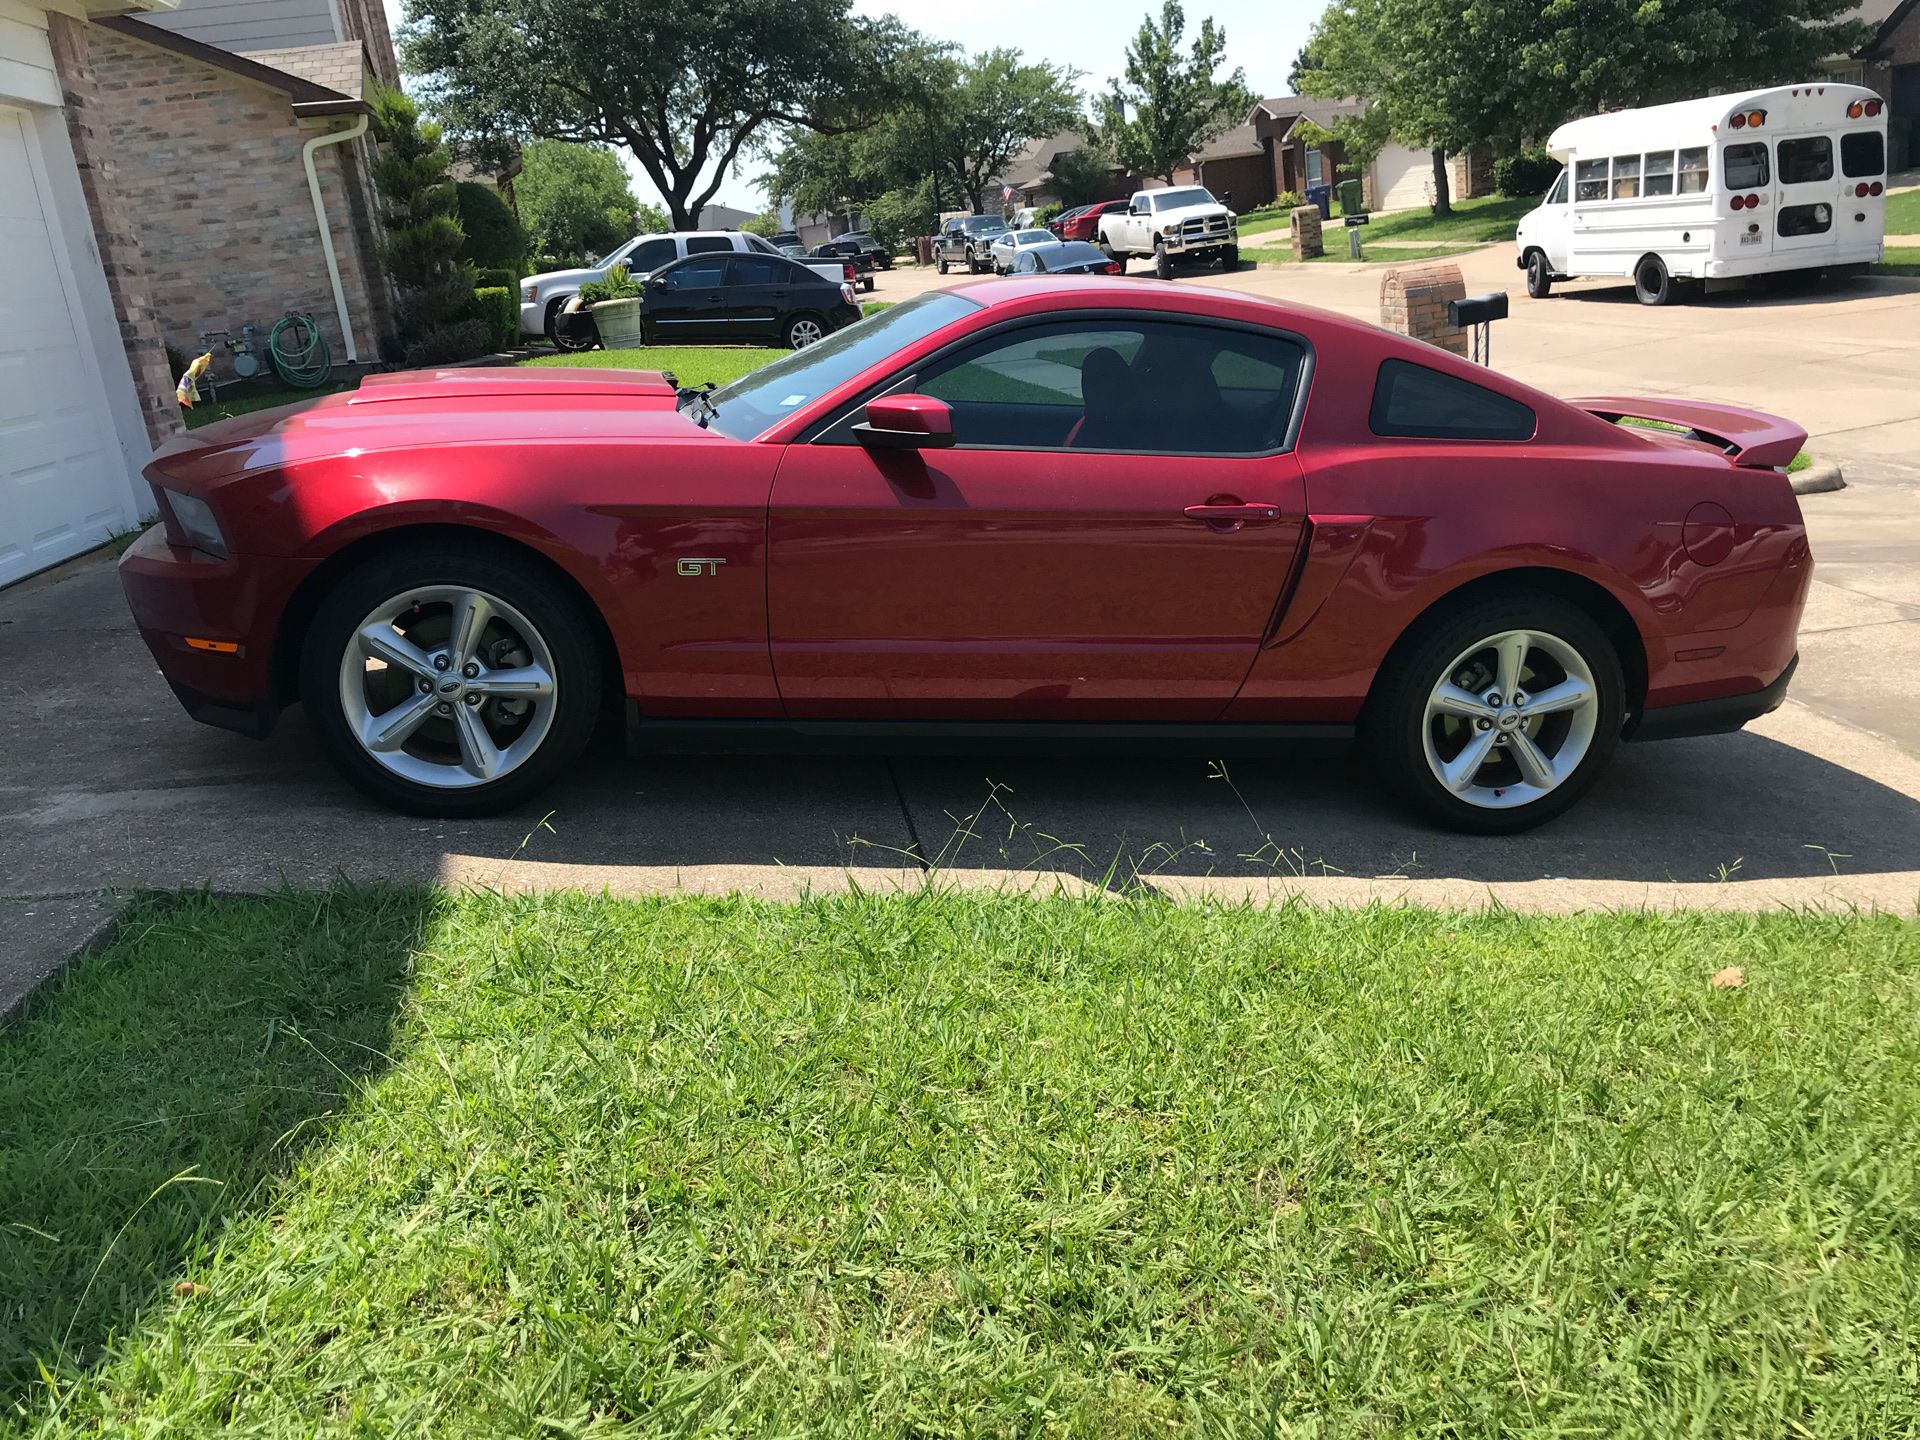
524,283,539,303
161,488,228,559
1163,222,1181,235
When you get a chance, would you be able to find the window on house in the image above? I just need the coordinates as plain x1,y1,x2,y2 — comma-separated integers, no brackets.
1677,148,1710,193
1841,131,1885,178
1723,142,1770,189
1777,136,1834,184
1306,148,1325,186
1574,158,1608,201
1643,150,1676,196
1369,359,1536,442
1610,155,1642,199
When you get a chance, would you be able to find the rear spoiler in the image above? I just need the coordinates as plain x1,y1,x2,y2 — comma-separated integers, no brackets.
1572,396,1807,470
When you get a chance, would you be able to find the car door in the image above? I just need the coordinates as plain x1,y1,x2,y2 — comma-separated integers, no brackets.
645,253,731,340
726,254,803,342
1535,169,1572,270
765,315,1311,721
1773,132,1839,256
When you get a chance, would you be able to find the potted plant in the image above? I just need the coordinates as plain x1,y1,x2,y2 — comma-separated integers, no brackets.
577,263,645,348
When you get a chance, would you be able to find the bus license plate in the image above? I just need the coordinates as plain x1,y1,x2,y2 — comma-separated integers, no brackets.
1740,231,1763,246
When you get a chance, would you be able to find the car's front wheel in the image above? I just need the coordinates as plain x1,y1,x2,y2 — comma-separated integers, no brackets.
1155,242,1175,280
1526,249,1553,299
301,541,603,816
936,255,950,275
1365,590,1623,833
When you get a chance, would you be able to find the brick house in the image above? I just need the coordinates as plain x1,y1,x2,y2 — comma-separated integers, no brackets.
1830,0,1919,169
73,0,400,369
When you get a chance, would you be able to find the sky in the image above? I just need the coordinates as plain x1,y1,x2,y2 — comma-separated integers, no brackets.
381,0,1324,216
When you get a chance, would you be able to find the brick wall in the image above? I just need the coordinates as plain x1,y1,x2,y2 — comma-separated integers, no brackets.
338,0,400,87
1195,152,1273,209
1379,260,1469,358
82,24,384,370
45,15,182,450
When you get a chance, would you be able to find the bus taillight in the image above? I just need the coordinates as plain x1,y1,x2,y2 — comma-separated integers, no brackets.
1867,100,1883,117
1871,182,1885,196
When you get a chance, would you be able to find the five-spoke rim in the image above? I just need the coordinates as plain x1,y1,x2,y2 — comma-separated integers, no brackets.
338,585,558,790
1421,628,1599,811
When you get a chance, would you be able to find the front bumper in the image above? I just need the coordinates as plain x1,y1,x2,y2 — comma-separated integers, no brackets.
1630,654,1797,742
1163,227,1237,253
519,298,545,336
117,525,313,738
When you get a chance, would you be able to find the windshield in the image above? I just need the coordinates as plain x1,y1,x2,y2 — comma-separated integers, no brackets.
590,236,640,269
1150,188,1215,211
963,216,1009,235
698,292,981,440
1016,229,1054,244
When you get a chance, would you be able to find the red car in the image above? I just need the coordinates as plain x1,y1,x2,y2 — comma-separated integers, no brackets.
1052,199,1129,242
120,278,1809,832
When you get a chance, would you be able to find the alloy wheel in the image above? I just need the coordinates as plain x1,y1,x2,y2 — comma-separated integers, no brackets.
1420,628,1599,811
788,318,825,348
337,584,558,790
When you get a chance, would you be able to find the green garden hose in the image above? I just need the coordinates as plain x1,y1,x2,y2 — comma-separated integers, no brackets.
267,313,334,389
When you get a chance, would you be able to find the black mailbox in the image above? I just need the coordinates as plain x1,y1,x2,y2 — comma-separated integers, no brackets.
1448,292,1509,328
1343,213,1370,227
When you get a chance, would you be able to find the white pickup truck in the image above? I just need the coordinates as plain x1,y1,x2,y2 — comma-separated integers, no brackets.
1097,186,1239,279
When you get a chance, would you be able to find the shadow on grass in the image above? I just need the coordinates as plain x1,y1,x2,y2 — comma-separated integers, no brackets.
0,887,429,1409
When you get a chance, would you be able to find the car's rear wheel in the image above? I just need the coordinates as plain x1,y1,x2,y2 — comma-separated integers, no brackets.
1104,244,1126,275
301,542,602,816
1526,249,1553,299
1365,590,1623,834
783,313,827,349
1633,253,1673,306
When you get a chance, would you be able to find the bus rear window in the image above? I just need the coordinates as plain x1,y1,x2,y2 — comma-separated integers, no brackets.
1777,136,1833,184
1723,142,1769,189
1842,131,1885,177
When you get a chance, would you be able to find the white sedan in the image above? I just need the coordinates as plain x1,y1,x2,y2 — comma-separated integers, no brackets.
988,228,1060,275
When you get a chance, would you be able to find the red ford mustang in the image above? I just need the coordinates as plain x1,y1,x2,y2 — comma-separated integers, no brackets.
120,277,1809,832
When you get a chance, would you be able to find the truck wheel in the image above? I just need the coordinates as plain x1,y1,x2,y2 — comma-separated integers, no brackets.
967,247,983,274
937,256,949,275
1103,244,1126,276
1526,250,1553,299
1220,245,1240,271
1633,254,1673,306
1155,243,1174,281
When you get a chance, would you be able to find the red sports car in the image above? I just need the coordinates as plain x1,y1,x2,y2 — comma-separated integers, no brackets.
120,278,1809,832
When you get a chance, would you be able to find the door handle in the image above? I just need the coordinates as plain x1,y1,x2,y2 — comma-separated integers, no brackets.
1184,501,1281,522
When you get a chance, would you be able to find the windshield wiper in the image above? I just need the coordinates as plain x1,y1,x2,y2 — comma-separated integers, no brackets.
674,379,720,428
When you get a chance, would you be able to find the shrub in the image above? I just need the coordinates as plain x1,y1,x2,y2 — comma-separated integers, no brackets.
473,267,517,291
1034,203,1063,227
1495,149,1561,198
454,181,529,275
370,86,489,365
577,263,642,305
469,286,517,350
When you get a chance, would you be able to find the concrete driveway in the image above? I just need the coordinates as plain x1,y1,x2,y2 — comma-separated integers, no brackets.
5,248,1919,1007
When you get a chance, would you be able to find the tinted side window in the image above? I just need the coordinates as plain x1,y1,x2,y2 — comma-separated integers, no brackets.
685,235,733,254
1777,136,1833,184
1369,359,1536,442
659,254,728,289
1546,171,1568,205
1842,131,1885,177
628,238,676,272
1724,142,1770,189
731,255,790,285
917,319,1308,455
743,233,781,254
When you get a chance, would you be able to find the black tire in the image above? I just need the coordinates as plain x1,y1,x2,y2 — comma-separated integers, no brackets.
966,248,983,274
1633,253,1673,306
1220,244,1239,270
862,275,875,293
1155,242,1175,281
1104,244,1126,275
782,312,829,350
300,540,603,817
1363,588,1625,835
545,298,598,352
937,256,949,275
1526,249,1552,299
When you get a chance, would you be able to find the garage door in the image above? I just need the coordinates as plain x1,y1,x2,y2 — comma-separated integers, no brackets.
0,106,136,588
1371,142,1431,213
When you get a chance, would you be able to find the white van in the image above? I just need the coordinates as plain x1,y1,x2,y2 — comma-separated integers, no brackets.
1515,84,1889,304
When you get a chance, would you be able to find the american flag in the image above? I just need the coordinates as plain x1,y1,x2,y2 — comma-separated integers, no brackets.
1002,184,1014,204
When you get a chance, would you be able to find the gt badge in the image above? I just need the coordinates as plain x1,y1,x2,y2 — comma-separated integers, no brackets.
676,557,726,577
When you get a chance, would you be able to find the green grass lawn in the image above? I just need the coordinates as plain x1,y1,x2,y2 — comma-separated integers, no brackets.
1873,244,1920,276
1242,242,1482,268
519,345,784,388
180,380,355,430
1241,193,1537,245
1883,186,1919,234
5,889,1919,1435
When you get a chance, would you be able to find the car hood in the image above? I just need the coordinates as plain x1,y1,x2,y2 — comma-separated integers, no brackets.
1153,203,1233,222
528,265,599,289
150,367,707,491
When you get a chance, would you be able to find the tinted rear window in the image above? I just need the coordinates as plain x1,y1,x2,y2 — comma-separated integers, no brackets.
1842,130,1885,177
1370,359,1536,441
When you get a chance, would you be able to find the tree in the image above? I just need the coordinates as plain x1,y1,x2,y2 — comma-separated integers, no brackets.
453,181,529,272
740,212,781,237
1296,0,1873,216
514,141,656,263
1095,2,1254,184
368,85,490,366
935,49,1081,214
1047,140,1121,207
402,0,916,230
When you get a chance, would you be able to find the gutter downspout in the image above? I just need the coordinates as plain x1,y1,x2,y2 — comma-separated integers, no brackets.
301,113,369,363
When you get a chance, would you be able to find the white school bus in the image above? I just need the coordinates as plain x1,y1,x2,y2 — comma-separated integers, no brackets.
1514,84,1889,304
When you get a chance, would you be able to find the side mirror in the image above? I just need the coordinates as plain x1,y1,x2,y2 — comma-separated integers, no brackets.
853,394,955,450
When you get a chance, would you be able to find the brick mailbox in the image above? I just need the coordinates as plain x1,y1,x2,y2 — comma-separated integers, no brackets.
1378,260,1469,357
1289,206,1324,260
